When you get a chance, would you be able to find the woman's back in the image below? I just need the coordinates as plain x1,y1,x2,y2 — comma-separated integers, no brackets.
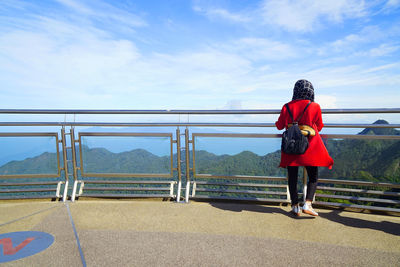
275,99,323,132
275,80,333,169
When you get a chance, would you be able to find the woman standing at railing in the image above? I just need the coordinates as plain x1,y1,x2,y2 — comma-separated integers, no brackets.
275,79,333,217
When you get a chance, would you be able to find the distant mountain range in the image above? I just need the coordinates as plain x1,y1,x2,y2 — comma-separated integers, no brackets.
0,126,278,166
358,119,400,136
0,152,58,175
0,120,399,183
81,147,171,174
321,119,400,182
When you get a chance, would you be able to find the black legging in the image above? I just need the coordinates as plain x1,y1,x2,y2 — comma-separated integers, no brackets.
287,166,318,205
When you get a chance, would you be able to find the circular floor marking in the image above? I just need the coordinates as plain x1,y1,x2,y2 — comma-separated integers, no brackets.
0,231,54,263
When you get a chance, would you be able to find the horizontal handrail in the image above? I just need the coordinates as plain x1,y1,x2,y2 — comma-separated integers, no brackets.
0,181,60,186
194,174,287,181
318,178,400,188
195,188,286,195
0,108,399,114
317,186,400,196
83,187,172,191
83,180,175,184
194,181,287,188
0,122,399,129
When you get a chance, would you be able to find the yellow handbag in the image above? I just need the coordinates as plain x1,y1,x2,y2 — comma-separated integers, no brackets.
288,124,316,136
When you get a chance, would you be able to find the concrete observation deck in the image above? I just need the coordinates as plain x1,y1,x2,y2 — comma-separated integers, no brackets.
1,199,399,266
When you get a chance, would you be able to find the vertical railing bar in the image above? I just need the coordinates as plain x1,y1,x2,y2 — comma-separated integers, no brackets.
191,182,197,197
71,180,78,202
285,170,290,203
169,182,175,197
286,185,291,203
169,134,174,178
70,127,78,181
70,127,79,202
78,133,86,179
56,181,62,198
78,181,84,196
185,128,190,203
55,134,62,178
191,133,196,179
303,167,307,203
176,128,182,202
61,127,69,202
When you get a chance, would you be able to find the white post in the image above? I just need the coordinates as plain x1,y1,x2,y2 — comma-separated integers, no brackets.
56,181,62,198
78,181,84,196
303,185,308,203
71,180,78,202
176,181,182,202
303,167,308,203
169,182,175,197
192,182,197,197
185,181,190,203
286,185,291,203
63,180,69,202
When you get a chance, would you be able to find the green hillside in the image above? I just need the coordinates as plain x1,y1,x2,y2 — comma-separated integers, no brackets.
320,120,400,182
0,152,58,175
194,150,284,177
81,147,171,174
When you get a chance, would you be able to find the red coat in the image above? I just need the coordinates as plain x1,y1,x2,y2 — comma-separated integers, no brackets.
275,99,333,169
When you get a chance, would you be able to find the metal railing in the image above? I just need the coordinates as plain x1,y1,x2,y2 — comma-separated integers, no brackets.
0,108,399,213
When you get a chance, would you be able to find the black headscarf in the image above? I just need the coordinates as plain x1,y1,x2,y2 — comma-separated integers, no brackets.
292,79,314,102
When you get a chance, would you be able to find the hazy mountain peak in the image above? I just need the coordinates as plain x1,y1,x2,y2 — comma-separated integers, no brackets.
373,119,389,125
358,120,399,136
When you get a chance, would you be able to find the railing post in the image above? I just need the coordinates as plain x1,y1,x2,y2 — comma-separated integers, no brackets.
303,167,308,203
184,128,190,203
176,128,182,202
61,127,69,202
70,127,80,202
286,171,291,203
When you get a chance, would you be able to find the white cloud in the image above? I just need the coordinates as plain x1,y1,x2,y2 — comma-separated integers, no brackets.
55,0,147,28
0,22,140,89
193,6,250,23
380,0,400,13
304,64,400,89
315,95,338,109
228,38,299,61
0,14,260,108
363,63,399,73
55,0,93,14
1,13,398,110
261,0,367,32
0,0,399,112
368,44,400,57
222,100,243,110
386,0,400,6
317,25,395,56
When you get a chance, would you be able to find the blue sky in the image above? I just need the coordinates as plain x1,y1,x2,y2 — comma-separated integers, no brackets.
0,0,399,112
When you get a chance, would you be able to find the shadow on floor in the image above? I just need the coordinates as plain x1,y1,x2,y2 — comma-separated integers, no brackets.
209,201,400,234
0,205,60,228
209,201,315,220
319,210,400,236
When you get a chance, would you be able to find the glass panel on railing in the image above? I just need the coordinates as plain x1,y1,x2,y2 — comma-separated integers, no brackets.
0,136,59,176
320,137,400,183
80,135,172,175
194,136,285,177
317,136,400,209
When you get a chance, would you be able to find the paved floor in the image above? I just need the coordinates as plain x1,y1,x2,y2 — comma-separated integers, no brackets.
1,200,400,266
